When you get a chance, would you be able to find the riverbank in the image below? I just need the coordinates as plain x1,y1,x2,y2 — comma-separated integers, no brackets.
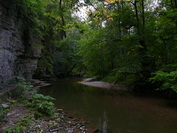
0,102,89,133
0,79,92,133
79,78,130,91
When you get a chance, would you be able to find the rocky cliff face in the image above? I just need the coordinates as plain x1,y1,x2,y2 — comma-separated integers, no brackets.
0,1,41,82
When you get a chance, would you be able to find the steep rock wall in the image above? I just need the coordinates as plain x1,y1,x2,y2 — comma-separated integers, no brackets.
0,1,41,82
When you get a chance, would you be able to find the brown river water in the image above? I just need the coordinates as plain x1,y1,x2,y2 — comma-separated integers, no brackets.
40,79,177,133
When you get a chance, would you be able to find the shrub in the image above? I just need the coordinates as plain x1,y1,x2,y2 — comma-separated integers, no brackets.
150,70,177,93
30,94,55,117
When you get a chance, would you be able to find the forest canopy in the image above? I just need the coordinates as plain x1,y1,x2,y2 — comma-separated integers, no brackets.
12,0,177,95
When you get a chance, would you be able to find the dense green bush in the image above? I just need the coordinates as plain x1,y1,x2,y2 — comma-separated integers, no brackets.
150,70,177,93
30,94,55,118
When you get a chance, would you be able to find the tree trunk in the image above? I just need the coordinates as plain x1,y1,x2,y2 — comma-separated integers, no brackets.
141,0,146,51
133,0,146,51
134,0,140,33
175,0,177,8
59,0,66,39
170,0,174,8
67,63,77,76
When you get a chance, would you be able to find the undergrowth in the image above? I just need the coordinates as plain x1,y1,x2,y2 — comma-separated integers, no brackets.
0,77,56,133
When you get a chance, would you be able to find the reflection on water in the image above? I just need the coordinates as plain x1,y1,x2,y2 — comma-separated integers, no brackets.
40,79,177,133
102,112,108,133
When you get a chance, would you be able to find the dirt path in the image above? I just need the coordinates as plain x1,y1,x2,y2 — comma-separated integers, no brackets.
78,78,129,91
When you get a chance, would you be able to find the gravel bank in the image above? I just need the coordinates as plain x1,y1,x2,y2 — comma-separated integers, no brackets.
79,78,129,91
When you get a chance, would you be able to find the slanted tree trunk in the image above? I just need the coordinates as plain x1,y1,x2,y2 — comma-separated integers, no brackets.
67,63,77,76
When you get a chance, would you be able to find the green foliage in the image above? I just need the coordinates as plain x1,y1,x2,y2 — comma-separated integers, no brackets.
78,28,110,76
77,8,143,83
9,0,177,95
150,70,177,93
5,77,35,99
30,94,55,117
5,116,33,133
53,32,82,76
76,0,177,92
8,77,33,89
18,117,33,127
24,0,50,23
31,0,83,77
0,105,9,123
37,55,54,75
6,125,26,133
102,74,117,82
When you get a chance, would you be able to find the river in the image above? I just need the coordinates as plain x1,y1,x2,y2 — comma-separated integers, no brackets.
40,79,177,133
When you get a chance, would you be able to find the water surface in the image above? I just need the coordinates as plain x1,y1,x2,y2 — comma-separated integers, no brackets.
40,79,177,133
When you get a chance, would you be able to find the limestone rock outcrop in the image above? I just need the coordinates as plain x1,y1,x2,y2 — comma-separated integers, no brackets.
0,1,41,82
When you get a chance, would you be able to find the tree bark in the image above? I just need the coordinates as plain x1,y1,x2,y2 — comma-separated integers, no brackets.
170,0,174,8
67,63,77,76
175,0,177,8
133,0,146,51
134,0,140,33
59,0,66,39
141,0,146,51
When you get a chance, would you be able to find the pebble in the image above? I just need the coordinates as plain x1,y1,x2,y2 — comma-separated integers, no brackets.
57,109,63,113
67,121,72,124
2,103,9,108
52,132,58,133
66,128,74,133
